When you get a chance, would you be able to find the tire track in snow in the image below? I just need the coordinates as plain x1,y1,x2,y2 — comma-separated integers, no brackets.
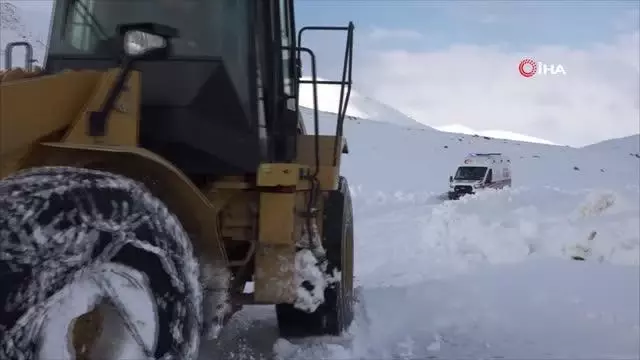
202,186,640,360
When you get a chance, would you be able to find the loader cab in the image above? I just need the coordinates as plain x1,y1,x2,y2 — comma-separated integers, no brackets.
41,0,353,179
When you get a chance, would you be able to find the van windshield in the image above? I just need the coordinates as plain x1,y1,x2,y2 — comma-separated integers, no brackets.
454,166,487,181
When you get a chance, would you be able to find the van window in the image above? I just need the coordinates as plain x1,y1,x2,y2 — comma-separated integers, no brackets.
454,166,487,181
485,169,493,183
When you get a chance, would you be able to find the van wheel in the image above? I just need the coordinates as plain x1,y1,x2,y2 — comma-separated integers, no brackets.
0,166,205,359
276,176,355,337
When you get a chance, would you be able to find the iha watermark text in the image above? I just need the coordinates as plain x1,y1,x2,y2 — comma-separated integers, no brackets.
518,58,566,78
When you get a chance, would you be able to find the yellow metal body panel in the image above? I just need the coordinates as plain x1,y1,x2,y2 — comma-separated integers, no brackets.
254,163,303,302
0,66,348,306
254,244,297,303
257,163,300,186
38,142,228,264
258,192,297,245
296,134,345,190
0,68,228,268
62,69,140,146
0,70,101,178
257,163,302,245
0,67,43,82
251,142,345,303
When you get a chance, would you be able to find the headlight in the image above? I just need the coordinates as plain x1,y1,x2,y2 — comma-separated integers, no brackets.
124,30,167,56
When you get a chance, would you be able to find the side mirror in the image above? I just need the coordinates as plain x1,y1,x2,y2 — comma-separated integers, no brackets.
88,22,179,137
449,175,453,182
116,22,179,60
124,30,167,57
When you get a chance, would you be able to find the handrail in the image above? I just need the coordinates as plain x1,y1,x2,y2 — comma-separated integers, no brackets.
296,22,355,166
3,42,35,71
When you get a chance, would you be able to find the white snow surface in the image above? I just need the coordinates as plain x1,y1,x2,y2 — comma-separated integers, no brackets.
293,249,329,312
38,263,158,360
435,123,558,145
203,108,639,360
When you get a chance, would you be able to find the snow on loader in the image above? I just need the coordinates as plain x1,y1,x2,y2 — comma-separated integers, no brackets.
0,0,355,358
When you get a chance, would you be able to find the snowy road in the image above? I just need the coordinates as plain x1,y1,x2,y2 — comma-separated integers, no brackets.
205,260,639,360
201,186,640,360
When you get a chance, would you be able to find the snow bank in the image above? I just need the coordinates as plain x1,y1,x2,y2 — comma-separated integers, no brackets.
355,186,640,288
271,183,639,360
274,257,639,360
341,258,638,360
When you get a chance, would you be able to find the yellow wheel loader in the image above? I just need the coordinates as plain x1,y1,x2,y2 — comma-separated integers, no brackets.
0,0,355,358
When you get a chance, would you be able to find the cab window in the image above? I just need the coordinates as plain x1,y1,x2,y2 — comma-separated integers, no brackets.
278,0,294,97
49,0,249,58
64,0,104,51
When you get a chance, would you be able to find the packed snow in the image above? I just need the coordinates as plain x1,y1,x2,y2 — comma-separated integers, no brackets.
38,263,158,360
292,221,342,313
203,89,639,359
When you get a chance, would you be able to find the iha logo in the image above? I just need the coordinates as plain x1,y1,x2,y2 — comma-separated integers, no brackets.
518,58,566,78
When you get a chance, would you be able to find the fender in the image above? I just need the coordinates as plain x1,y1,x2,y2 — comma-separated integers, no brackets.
38,141,228,265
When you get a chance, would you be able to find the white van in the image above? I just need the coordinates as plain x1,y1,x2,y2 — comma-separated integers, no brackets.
447,153,512,200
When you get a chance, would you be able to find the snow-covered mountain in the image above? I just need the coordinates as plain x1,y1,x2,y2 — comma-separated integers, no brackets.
298,79,560,145
435,123,557,145
582,133,640,154
299,76,428,129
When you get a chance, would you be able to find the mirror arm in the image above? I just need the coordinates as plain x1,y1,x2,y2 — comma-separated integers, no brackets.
87,23,177,136
87,56,136,137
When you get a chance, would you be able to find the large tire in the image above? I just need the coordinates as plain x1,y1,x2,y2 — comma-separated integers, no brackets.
276,176,355,337
0,166,205,359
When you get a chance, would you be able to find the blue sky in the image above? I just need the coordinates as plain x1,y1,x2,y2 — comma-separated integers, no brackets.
4,0,638,145
294,0,639,146
295,0,639,52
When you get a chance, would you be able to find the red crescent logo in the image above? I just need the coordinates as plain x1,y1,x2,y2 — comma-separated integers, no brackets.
519,58,537,78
